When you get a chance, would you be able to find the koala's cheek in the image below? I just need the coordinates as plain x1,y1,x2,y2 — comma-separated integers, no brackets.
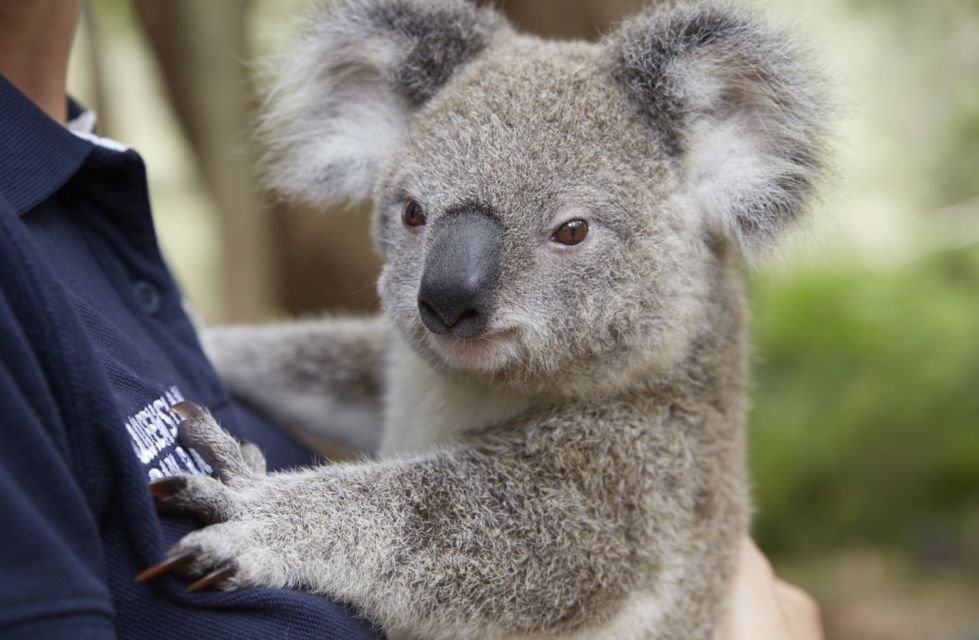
378,260,423,320
376,267,409,317
376,268,392,304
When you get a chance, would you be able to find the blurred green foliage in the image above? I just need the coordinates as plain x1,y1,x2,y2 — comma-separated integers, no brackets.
834,0,979,210
749,243,979,557
936,105,979,207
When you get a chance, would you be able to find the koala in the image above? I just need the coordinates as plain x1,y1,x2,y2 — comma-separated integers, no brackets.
141,1,829,638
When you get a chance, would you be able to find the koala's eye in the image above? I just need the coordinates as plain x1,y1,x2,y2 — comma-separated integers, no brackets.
552,219,589,246
402,199,427,228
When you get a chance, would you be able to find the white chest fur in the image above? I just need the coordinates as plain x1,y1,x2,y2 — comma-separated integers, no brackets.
380,337,531,457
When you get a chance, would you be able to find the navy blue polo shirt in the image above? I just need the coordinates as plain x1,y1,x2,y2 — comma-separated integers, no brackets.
0,74,381,639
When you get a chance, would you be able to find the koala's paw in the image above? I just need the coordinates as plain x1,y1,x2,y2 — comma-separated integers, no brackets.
137,402,285,591
136,519,287,591
170,400,267,481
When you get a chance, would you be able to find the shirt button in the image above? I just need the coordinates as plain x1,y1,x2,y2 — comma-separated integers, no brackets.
133,280,163,315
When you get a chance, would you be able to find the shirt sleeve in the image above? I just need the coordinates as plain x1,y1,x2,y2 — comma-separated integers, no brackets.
0,288,116,639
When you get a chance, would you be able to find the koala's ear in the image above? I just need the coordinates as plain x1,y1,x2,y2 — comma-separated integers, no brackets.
607,3,830,255
257,0,509,205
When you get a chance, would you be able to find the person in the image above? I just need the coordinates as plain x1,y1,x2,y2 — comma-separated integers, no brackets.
727,539,824,640
0,2,380,638
0,2,823,639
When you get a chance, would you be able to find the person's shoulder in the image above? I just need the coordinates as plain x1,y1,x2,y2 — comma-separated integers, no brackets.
0,192,30,281
0,191,42,289
0,191,71,368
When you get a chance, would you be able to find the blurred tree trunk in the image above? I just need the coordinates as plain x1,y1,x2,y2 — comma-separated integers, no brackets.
79,1,112,135
489,0,646,39
132,0,276,323
273,200,383,314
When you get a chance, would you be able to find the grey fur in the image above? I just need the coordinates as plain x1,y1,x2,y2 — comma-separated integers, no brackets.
608,2,829,254
165,2,830,638
203,318,388,452
367,0,501,106
256,0,508,202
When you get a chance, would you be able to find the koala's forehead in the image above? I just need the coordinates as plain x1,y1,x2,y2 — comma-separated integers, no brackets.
387,37,668,221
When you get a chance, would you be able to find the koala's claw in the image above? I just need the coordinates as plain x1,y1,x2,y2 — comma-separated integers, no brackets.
135,549,237,592
171,399,205,420
186,565,237,592
148,476,187,499
134,551,196,582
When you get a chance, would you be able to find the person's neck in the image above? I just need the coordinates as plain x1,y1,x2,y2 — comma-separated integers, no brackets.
0,1,80,124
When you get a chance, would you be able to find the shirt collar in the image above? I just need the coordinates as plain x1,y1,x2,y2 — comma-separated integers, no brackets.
0,73,95,215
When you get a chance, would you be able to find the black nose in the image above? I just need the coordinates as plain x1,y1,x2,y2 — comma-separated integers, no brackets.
418,210,503,338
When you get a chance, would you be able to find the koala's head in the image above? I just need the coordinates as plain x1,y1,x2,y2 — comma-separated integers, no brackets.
260,0,828,395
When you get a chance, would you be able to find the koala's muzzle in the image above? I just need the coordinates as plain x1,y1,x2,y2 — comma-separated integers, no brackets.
418,211,503,339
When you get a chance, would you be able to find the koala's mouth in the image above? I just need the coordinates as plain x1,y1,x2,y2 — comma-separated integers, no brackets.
426,326,520,371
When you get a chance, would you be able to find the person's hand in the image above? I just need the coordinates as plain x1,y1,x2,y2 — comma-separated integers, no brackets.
725,537,824,640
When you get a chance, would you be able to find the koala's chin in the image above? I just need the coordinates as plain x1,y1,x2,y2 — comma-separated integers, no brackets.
424,329,522,374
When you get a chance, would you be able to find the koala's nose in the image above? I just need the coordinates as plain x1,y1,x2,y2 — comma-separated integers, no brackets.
418,210,503,339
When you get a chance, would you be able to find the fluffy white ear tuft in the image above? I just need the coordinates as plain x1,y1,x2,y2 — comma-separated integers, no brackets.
257,34,408,203
256,0,508,207
608,2,831,257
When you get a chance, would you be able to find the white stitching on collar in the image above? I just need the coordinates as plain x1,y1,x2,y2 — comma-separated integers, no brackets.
66,110,130,152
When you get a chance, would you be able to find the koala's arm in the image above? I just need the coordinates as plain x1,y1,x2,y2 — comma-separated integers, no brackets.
147,404,721,640
201,317,388,452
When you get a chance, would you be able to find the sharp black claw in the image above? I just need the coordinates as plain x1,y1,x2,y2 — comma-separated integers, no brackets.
171,401,205,421
149,476,187,499
187,565,236,592
135,551,196,582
